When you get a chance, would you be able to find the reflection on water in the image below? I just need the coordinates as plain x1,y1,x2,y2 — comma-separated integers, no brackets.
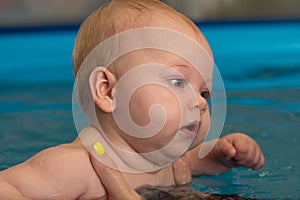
227,65,300,81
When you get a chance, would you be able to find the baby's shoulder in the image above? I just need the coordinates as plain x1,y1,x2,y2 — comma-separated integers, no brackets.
24,141,92,183
29,140,90,167
28,140,105,197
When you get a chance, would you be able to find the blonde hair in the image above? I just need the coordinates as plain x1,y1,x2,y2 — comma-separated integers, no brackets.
72,0,200,76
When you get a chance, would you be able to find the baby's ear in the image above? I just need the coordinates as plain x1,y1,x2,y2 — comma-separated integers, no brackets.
89,66,117,113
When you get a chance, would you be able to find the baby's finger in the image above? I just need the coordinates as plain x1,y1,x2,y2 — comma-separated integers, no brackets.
172,155,192,185
220,138,237,158
233,138,264,169
91,142,142,200
215,139,238,168
250,148,265,170
231,137,250,162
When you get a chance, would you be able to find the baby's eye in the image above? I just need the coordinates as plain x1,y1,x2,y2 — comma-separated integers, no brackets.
169,79,185,88
200,90,210,99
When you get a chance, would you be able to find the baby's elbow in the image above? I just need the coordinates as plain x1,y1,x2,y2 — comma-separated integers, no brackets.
0,168,30,199
0,181,29,200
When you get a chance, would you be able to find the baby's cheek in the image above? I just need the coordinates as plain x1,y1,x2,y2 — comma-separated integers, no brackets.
129,84,181,128
125,85,182,152
190,111,211,149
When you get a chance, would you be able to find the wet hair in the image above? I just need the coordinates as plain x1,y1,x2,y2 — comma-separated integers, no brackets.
72,0,201,76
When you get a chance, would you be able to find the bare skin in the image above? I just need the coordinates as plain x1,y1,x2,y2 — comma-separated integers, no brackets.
0,132,264,200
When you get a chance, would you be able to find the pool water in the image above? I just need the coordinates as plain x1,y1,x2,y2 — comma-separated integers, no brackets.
1,21,300,199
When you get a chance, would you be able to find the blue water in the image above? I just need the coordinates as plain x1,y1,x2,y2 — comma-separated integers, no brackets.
1,21,300,199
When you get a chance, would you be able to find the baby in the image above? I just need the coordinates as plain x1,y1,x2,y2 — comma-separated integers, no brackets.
0,0,264,199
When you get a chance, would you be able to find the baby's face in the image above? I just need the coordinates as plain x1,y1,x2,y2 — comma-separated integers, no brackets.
86,14,215,166
101,15,215,162
111,48,212,158
110,16,214,158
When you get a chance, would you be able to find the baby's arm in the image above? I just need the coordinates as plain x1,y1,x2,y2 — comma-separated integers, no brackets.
0,181,30,200
186,133,265,176
0,145,96,199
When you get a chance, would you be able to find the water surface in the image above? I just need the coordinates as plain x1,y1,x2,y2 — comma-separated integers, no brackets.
1,21,300,199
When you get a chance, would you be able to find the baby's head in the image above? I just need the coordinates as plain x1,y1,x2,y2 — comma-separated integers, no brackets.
73,0,212,75
72,0,215,169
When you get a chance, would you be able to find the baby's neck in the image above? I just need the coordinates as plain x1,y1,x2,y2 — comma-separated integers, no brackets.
78,126,172,173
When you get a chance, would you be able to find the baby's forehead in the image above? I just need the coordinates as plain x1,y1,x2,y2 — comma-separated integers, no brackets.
124,49,187,64
95,24,213,81
112,49,191,71
112,49,213,82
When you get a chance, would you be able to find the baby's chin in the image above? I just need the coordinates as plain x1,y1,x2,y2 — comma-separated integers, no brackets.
142,147,188,166
188,136,205,150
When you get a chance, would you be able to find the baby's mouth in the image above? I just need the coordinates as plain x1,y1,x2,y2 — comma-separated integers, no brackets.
180,121,199,137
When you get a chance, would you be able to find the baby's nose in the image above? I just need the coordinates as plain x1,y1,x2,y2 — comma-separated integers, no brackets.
189,94,208,115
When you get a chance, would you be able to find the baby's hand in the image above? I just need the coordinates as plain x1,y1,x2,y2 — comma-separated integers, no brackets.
214,133,264,170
